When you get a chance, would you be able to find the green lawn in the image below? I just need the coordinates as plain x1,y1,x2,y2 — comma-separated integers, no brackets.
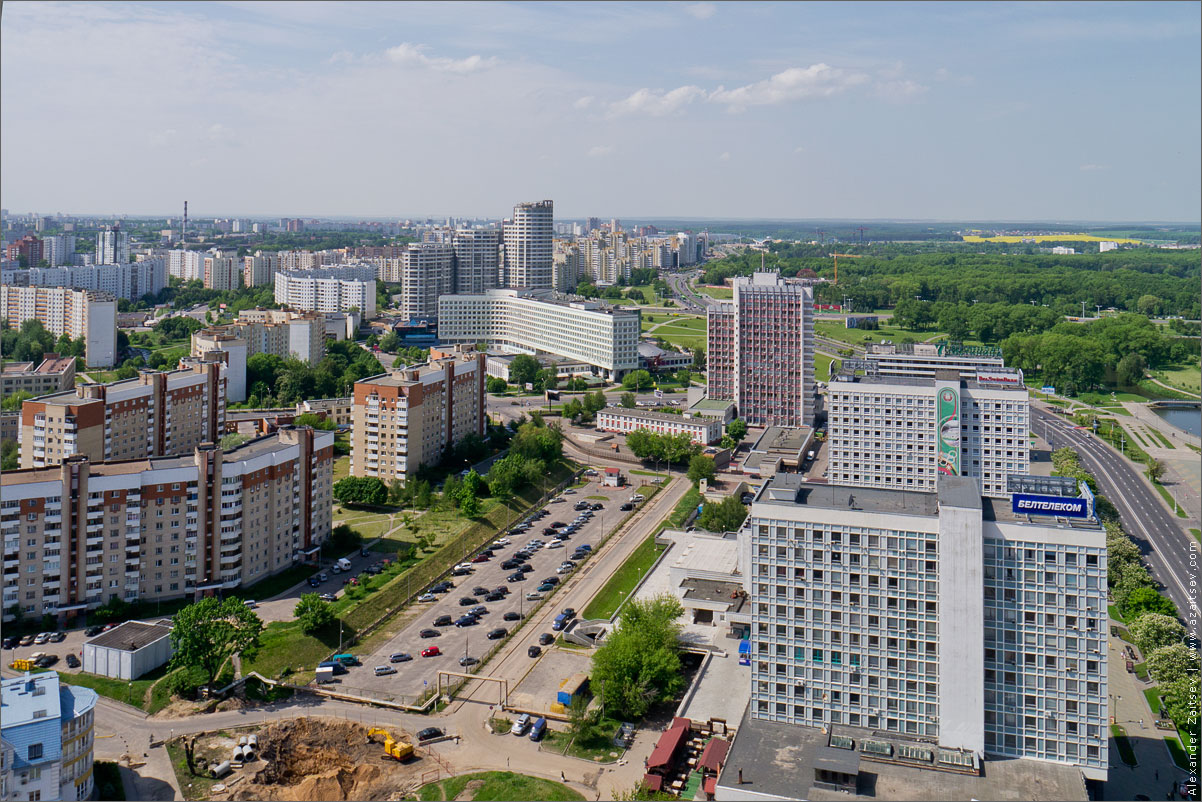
1151,481,1189,517
1110,724,1138,766
332,454,351,482
649,317,708,351
815,353,840,382
62,663,172,712
1146,427,1175,449
241,618,341,683
581,533,668,621
417,772,584,802
1107,604,1127,625
693,283,732,299
1190,528,1201,543
1150,362,1202,395
542,719,627,762
813,319,935,348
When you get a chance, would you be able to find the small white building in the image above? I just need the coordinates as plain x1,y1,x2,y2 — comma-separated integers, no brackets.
597,408,723,445
82,620,173,680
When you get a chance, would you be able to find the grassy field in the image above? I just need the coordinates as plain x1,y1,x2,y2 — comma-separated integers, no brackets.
332,454,351,482
693,283,732,299
63,663,172,712
1150,363,1202,395
581,532,669,620
417,772,584,801
1190,528,1201,543
813,319,934,348
648,316,708,351
815,353,840,381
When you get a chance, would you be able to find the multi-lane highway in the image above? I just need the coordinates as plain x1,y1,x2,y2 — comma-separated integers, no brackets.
1033,404,1199,619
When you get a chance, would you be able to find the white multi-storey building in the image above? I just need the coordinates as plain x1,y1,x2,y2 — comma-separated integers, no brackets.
864,342,1012,381
5,260,167,302
825,370,1029,498
452,229,501,294
437,288,640,380
203,254,241,290
274,266,376,316
400,243,454,317
95,227,129,265
167,249,204,281
42,234,76,267
595,408,723,445
0,287,118,368
243,252,281,287
1,673,97,802
502,200,553,288
744,473,1107,781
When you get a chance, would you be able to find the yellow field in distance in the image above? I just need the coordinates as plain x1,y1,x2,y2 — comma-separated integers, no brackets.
961,234,1143,244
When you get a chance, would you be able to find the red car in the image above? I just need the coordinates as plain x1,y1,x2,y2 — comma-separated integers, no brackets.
421,646,441,658
470,555,490,563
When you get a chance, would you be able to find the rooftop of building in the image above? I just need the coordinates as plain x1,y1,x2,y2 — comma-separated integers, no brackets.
2,354,74,376
868,341,1004,359
442,287,640,317
599,407,716,425
26,365,214,408
757,474,942,517
356,356,480,388
750,425,813,455
688,398,736,412
829,370,1024,391
1,672,63,726
86,620,172,652
682,578,747,613
717,712,1088,802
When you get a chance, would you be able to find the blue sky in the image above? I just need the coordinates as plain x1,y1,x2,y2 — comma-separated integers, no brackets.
2,1,1198,221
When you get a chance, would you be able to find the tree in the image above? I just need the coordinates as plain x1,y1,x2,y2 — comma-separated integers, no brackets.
613,784,680,802
1127,612,1186,656
509,354,541,388
591,595,686,719
413,480,434,510
1161,674,1202,729
1145,643,1196,684
698,495,748,532
1136,294,1160,316
563,398,584,421
295,593,336,634
458,470,483,518
332,476,388,506
687,455,716,485
674,369,692,387
1115,352,1147,387
378,332,400,353
511,422,563,462
293,413,336,431
726,418,748,441
0,439,17,471
1120,586,1178,620
1146,458,1165,483
620,392,637,409
567,695,603,745
622,370,653,391
1,390,33,412
486,376,508,394
691,347,706,371
719,434,736,450
169,597,263,688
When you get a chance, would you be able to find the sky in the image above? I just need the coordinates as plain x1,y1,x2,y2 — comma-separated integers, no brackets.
2,1,1199,222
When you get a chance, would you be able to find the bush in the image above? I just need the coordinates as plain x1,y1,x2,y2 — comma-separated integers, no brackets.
165,665,207,700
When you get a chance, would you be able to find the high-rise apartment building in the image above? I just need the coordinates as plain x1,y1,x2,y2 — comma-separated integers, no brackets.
351,353,485,485
1,427,333,618
864,342,1012,381
96,227,129,265
167,249,204,281
0,673,97,802
706,272,815,427
401,243,454,316
274,266,376,316
18,361,226,468
243,252,281,287
42,234,76,267
203,254,242,290
438,289,641,380
6,235,44,266
191,309,328,401
744,474,1107,781
825,370,1029,498
3,259,167,302
451,229,501,294
502,200,553,288
0,287,118,368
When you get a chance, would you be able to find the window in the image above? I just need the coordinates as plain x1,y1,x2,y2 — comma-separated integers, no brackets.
28,742,44,760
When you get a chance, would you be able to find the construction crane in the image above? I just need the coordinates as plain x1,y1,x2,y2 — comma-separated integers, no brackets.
830,253,863,284
367,728,414,762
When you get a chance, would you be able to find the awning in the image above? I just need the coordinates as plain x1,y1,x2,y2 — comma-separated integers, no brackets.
704,776,717,795
642,774,664,792
699,738,731,773
647,723,690,770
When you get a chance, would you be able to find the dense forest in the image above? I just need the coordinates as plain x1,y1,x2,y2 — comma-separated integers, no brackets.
702,246,1202,319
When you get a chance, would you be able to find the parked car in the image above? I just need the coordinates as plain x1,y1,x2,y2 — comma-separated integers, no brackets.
528,645,542,658
492,538,511,546
33,633,50,645
455,616,477,627
319,593,336,602
485,592,505,602
591,503,604,510
539,632,555,645
557,564,573,574
34,654,58,668
469,605,488,617
84,626,104,637
511,713,531,736
548,541,564,550
421,646,441,658
487,628,508,640
389,652,413,663
503,611,522,622
308,577,322,587
65,654,81,669
459,597,477,606
493,586,510,596
529,717,547,741
459,656,478,667
19,634,36,647
507,573,526,583
537,582,556,593
541,577,560,586
620,503,634,511
470,555,490,563
434,615,454,627
419,629,441,638
1,637,16,649
418,593,437,603
561,608,576,617
374,665,397,676
417,727,444,742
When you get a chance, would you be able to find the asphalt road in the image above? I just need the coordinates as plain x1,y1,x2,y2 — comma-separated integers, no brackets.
1033,405,1200,620
344,480,638,698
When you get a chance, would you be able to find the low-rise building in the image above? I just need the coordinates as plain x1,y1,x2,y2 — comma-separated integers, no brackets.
742,425,814,478
351,352,485,484
596,408,723,445
0,286,118,368
437,288,640,380
296,397,353,427
1,427,334,620
1,354,76,400
19,361,226,468
639,341,693,372
82,620,173,680
0,672,98,802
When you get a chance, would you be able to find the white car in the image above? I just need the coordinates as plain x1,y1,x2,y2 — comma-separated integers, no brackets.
557,564,574,574
417,593,437,603
493,538,511,546
33,633,50,645
454,562,473,571
547,541,564,549
511,713,531,735
525,591,544,601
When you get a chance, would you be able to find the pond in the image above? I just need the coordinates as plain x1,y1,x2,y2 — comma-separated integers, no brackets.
1152,405,1201,437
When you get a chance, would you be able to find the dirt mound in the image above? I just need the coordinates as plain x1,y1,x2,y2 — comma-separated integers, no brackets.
227,718,421,802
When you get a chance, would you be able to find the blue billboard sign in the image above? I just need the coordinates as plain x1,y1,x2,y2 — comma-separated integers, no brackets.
1012,493,1089,518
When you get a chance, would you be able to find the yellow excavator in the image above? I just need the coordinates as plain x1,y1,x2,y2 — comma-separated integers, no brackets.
367,728,414,761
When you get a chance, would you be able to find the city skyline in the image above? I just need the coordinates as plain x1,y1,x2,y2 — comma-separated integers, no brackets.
2,1,1199,221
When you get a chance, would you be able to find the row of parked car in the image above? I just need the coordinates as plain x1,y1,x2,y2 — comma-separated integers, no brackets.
3,630,67,649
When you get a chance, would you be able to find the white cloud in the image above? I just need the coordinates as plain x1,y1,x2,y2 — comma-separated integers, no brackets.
608,85,706,117
574,96,594,110
587,145,615,158
685,2,717,20
708,64,868,111
1080,164,1110,172
794,145,805,154
719,151,731,161
385,42,498,73
876,79,928,101
934,67,974,85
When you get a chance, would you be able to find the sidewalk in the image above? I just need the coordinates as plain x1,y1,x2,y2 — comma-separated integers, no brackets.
1106,620,1188,801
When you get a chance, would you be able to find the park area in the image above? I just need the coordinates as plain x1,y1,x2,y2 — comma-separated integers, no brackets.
643,314,707,351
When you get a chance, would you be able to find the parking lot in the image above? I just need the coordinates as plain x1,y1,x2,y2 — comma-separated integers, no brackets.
333,478,640,699
505,642,593,715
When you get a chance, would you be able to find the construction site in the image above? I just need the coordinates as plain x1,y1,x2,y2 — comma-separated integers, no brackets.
172,718,438,802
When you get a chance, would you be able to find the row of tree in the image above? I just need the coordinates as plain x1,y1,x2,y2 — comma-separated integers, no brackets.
243,340,384,407
1,319,87,366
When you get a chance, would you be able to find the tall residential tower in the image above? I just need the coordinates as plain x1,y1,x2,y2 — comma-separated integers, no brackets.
502,200,553,288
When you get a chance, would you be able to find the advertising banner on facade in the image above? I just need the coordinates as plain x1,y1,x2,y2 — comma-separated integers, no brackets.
1011,494,1089,518
937,385,960,475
